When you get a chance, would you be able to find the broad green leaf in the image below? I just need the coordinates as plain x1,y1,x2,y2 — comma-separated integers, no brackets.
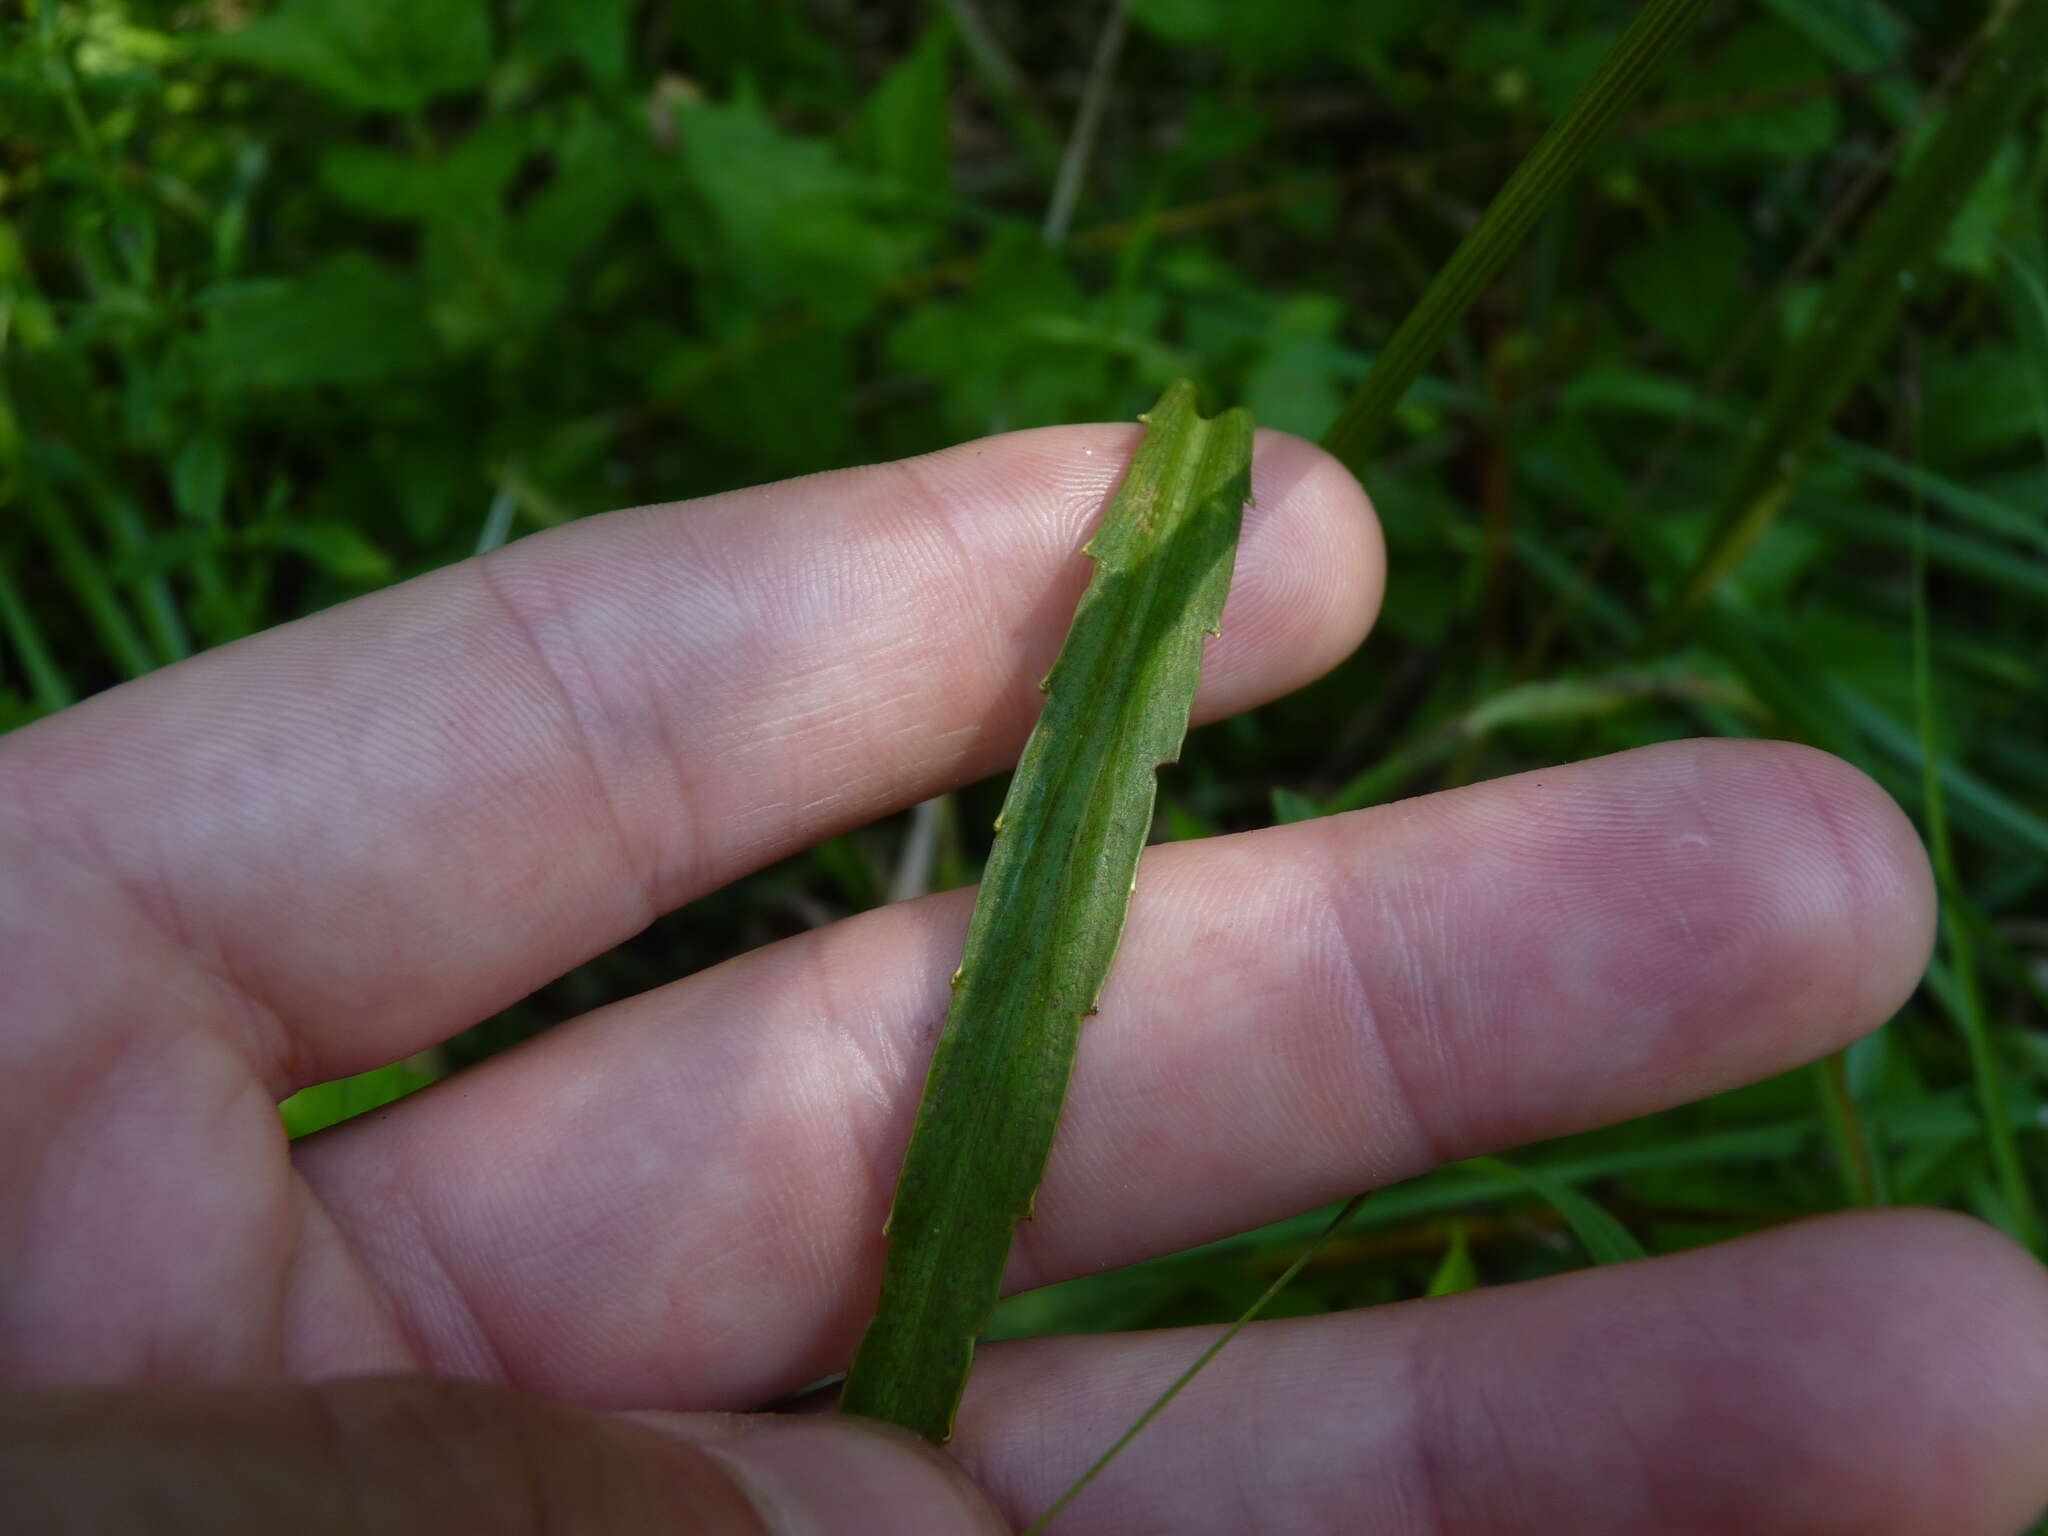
320,119,532,222
171,434,230,529
666,0,850,104
669,96,907,321
200,253,435,392
1648,21,1841,162
522,0,639,86
1465,1155,1648,1265
1615,207,1749,365
840,381,1254,1444
1940,140,2023,278
889,227,1102,435
1130,0,1424,76
1921,343,2042,465
1321,0,1711,468
199,0,492,113
1753,0,1914,121
1244,293,1359,439
850,20,953,198
2000,233,2048,456
509,109,642,284
1455,17,1615,116
662,321,857,470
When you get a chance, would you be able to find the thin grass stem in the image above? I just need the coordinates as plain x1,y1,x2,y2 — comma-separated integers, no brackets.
1043,0,1129,247
941,0,1063,181
1320,0,1711,470
1910,390,2042,1254
24,491,156,679
0,557,75,712
1811,1053,1884,1207
1019,1194,1370,1535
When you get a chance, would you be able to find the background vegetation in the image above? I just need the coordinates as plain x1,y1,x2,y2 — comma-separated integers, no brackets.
5,0,2045,1397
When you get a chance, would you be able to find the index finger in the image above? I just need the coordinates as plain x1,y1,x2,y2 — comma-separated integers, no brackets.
0,427,1379,1091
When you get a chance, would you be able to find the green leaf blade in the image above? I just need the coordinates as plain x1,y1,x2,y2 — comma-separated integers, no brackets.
840,381,1253,1443
1465,1155,1648,1265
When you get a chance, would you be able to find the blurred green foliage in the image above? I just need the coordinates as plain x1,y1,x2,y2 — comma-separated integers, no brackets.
3,0,2045,1332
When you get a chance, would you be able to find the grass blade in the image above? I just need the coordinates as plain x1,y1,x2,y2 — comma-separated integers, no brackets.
1319,0,1711,470
1656,0,2048,640
1018,1194,1370,1536
1425,1218,1479,1296
1911,475,2042,1254
0,557,74,714
23,487,157,679
1811,1052,1886,1207
1464,1154,1647,1264
840,380,1254,1442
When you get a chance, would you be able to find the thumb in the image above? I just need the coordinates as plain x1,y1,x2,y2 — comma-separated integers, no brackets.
2,1376,1008,1535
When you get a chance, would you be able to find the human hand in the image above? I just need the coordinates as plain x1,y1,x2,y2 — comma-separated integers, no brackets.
3,426,2044,1534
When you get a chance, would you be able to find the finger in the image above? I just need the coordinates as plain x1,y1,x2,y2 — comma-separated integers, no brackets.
0,1376,1005,1536
298,739,1934,1406
0,427,1378,1088
948,1211,2048,1535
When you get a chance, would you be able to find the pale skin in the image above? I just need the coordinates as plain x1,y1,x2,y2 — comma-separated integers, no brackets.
3,426,2046,1535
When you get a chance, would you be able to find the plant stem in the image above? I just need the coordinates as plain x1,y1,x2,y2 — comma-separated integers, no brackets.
1320,0,1711,471
0,557,75,712
1043,0,1130,247
1019,1194,1370,1535
1653,0,2048,643
1913,504,2042,1254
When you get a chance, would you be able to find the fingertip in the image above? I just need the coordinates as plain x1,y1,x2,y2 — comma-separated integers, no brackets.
1198,429,1384,720
1650,739,1934,1058
1704,1210,2048,1534
1762,740,1938,1031
1527,739,1936,1075
909,421,1383,725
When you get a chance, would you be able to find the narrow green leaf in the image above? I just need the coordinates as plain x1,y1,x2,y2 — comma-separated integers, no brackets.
1322,670,1749,814
1811,1051,1886,1207
1657,0,2048,639
23,487,157,680
841,381,1254,1443
1018,1193,1370,1536
1269,785,1323,824
1320,0,1710,469
1425,1219,1479,1296
0,558,74,714
1912,492,2042,1254
1465,1155,1647,1265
